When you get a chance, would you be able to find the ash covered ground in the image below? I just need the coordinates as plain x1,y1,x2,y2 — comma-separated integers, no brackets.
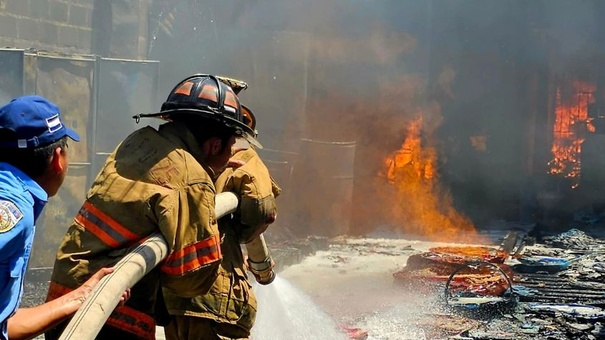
267,226,605,340
22,269,50,308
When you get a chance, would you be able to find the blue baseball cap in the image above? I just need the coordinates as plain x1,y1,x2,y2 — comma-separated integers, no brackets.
0,95,80,149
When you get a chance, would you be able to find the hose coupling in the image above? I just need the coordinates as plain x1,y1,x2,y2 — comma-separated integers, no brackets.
247,257,276,285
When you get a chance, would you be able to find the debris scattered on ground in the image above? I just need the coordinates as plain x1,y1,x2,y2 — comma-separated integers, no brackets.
391,227,605,339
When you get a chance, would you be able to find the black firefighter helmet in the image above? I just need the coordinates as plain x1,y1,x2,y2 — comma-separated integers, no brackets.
134,74,261,148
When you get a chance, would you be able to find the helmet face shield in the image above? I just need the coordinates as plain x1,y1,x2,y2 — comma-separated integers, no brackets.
237,129,263,149
233,137,250,150
216,75,248,95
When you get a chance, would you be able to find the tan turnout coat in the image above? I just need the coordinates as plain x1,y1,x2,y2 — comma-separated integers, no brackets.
47,122,222,339
163,147,280,338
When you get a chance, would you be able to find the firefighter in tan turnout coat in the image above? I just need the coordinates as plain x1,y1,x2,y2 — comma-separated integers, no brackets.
163,100,281,338
45,74,262,340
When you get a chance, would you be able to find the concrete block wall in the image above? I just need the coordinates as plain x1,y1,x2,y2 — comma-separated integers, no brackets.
0,0,150,59
0,0,93,54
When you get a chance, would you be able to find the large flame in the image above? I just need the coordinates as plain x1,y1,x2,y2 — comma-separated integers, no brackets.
382,116,480,243
548,81,595,188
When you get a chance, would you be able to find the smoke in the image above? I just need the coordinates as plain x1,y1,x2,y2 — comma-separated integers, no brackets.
145,0,605,236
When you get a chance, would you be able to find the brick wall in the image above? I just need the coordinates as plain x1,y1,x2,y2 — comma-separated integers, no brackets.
0,0,149,59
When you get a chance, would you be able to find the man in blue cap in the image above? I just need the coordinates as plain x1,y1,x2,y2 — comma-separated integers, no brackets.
0,95,129,340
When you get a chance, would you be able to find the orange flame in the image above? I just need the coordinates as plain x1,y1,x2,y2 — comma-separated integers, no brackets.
548,81,596,188
382,116,480,243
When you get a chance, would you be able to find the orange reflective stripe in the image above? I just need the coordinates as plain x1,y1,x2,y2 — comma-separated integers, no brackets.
174,81,193,95
83,201,140,240
161,234,222,276
199,83,218,101
76,214,120,247
47,281,155,339
107,306,156,340
76,201,140,248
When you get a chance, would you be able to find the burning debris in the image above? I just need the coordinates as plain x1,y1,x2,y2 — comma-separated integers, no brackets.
393,246,511,296
393,228,605,339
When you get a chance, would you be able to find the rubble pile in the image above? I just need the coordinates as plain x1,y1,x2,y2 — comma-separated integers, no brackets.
394,228,605,339
518,229,605,294
20,228,605,339
541,229,605,251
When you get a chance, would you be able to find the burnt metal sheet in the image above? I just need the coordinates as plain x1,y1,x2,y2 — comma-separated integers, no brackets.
514,273,605,306
24,53,95,267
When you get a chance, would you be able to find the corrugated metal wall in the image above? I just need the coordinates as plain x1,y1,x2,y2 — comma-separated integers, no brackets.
0,49,159,267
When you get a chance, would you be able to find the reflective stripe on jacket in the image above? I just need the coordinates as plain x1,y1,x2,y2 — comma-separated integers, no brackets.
163,147,280,336
47,122,222,337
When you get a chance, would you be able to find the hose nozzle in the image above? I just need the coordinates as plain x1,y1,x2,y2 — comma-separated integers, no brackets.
245,234,276,285
247,257,276,285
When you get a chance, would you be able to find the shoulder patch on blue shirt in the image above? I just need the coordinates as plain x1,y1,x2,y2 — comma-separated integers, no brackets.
0,200,23,233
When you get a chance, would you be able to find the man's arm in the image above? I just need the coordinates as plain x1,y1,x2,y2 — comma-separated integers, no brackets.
8,268,129,340
222,148,280,244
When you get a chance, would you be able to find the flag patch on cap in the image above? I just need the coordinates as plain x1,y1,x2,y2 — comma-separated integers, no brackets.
46,114,63,133
0,200,23,233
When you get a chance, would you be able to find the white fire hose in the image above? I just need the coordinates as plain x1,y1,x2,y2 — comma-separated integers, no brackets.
59,191,273,340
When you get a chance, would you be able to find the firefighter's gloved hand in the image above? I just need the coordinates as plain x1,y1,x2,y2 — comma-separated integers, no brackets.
247,257,276,285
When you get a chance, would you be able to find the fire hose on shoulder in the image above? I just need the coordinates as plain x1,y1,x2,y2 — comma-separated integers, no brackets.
59,192,276,340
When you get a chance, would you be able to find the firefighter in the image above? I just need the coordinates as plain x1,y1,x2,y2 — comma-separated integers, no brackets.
0,95,129,340
163,100,281,339
45,74,261,340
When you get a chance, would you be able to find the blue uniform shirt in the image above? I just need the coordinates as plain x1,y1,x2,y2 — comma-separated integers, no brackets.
0,162,47,340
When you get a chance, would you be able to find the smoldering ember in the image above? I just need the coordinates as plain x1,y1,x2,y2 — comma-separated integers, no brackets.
5,1,605,339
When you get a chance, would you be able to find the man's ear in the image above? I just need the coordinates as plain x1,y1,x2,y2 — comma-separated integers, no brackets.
50,146,65,173
210,138,222,156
